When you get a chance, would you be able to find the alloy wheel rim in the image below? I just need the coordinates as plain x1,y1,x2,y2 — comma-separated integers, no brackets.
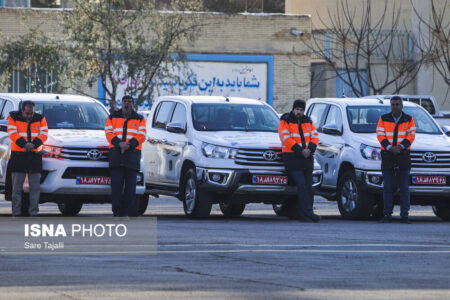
341,179,357,213
185,176,196,214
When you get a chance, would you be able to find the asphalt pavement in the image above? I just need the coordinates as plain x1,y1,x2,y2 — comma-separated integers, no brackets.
0,195,449,299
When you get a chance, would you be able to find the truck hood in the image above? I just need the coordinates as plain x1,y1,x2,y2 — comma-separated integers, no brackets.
197,131,282,149
351,132,450,151
45,129,109,148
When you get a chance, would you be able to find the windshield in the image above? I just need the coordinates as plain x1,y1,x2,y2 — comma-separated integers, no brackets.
347,105,442,134
34,101,108,130
192,103,279,132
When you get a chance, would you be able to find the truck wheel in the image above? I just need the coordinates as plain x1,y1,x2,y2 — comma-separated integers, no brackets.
130,194,149,217
219,202,245,218
273,197,298,219
337,170,374,220
58,200,83,216
371,199,384,220
182,168,212,219
272,203,287,216
432,204,450,221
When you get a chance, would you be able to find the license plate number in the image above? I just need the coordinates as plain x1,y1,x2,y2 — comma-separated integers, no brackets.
411,176,446,185
76,176,111,185
252,175,288,185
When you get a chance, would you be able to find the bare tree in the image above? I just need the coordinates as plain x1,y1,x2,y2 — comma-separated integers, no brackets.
412,0,450,86
63,0,203,108
304,0,425,97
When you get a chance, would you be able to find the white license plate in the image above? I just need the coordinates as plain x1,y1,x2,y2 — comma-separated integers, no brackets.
411,176,446,185
252,175,288,185
76,176,111,185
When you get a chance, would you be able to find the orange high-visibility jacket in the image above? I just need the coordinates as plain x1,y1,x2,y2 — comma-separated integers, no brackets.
376,113,416,151
104,110,146,150
278,113,319,153
7,111,48,152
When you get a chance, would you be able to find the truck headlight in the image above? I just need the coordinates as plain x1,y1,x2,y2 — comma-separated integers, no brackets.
201,142,237,159
360,144,381,160
42,145,62,159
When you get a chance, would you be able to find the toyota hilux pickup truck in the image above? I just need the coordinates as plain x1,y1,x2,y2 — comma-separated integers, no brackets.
306,97,450,220
0,93,148,216
364,95,450,132
142,96,322,219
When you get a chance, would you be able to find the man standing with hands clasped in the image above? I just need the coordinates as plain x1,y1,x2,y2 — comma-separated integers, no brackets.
279,99,321,222
376,96,416,223
7,101,48,217
105,95,146,219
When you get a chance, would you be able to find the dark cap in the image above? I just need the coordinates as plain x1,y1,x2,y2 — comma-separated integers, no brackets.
292,99,306,110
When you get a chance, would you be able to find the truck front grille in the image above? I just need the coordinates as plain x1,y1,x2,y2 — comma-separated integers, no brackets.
411,151,450,168
59,147,109,162
235,148,284,166
62,167,110,179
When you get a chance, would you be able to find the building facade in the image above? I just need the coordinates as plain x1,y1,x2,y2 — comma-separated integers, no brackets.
0,6,312,113
286,0,450,109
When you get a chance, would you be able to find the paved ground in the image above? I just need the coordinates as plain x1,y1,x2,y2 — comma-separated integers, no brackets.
0,195,449,299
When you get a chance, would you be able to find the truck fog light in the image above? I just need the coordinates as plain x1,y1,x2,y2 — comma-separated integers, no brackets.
370,175,380,184
211,174,222,182
312,176,320,183
136,174,142,182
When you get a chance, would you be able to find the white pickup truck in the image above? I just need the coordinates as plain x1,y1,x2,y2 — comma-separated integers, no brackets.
306,97,450,221
365,95,450,132
0,93,148,216
142,96,323,219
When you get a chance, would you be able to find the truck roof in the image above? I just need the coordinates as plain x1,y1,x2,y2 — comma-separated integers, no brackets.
0,93,98,103
157,95,266,105
308,97,418,108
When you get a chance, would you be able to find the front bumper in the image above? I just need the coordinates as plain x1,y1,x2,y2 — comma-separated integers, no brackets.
22,159,145,195
196,167,322,203
355,169,450,196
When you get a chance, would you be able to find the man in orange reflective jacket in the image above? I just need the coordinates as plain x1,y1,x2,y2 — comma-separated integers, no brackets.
7,101,48,216
105,95,146,218
278,99,320,222
376,96,416,223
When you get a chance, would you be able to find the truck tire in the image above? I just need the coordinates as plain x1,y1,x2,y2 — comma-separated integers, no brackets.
182,168,212,219
58,200,83,216
432,204,450,221
130,194,149,217
272,203,287,216
337,170,375,220
219,202,245,218
273,197,298,219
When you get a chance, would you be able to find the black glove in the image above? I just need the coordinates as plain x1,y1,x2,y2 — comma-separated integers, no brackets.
291,144,303,157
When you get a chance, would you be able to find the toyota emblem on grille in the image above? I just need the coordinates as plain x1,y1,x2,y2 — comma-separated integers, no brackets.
422,152,437,163
263,150,278,161
87,149,102,160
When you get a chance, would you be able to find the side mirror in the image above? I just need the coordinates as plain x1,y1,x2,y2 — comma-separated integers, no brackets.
166,122,186,134
322,124,342,136
0,120,7,132
442,125,450,137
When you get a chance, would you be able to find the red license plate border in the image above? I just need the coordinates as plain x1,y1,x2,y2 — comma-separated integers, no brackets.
411,175,447,185
252,175,288,185
76,176,111,185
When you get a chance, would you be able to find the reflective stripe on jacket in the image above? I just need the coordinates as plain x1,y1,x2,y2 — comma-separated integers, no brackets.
376,113,416,150
105,110,146,150
7,111,48,152
278,113,319,153
104,110,146,171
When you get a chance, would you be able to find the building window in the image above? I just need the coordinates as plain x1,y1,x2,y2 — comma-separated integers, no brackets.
4,0,30,7
10,67,56,93
1,0,68,7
